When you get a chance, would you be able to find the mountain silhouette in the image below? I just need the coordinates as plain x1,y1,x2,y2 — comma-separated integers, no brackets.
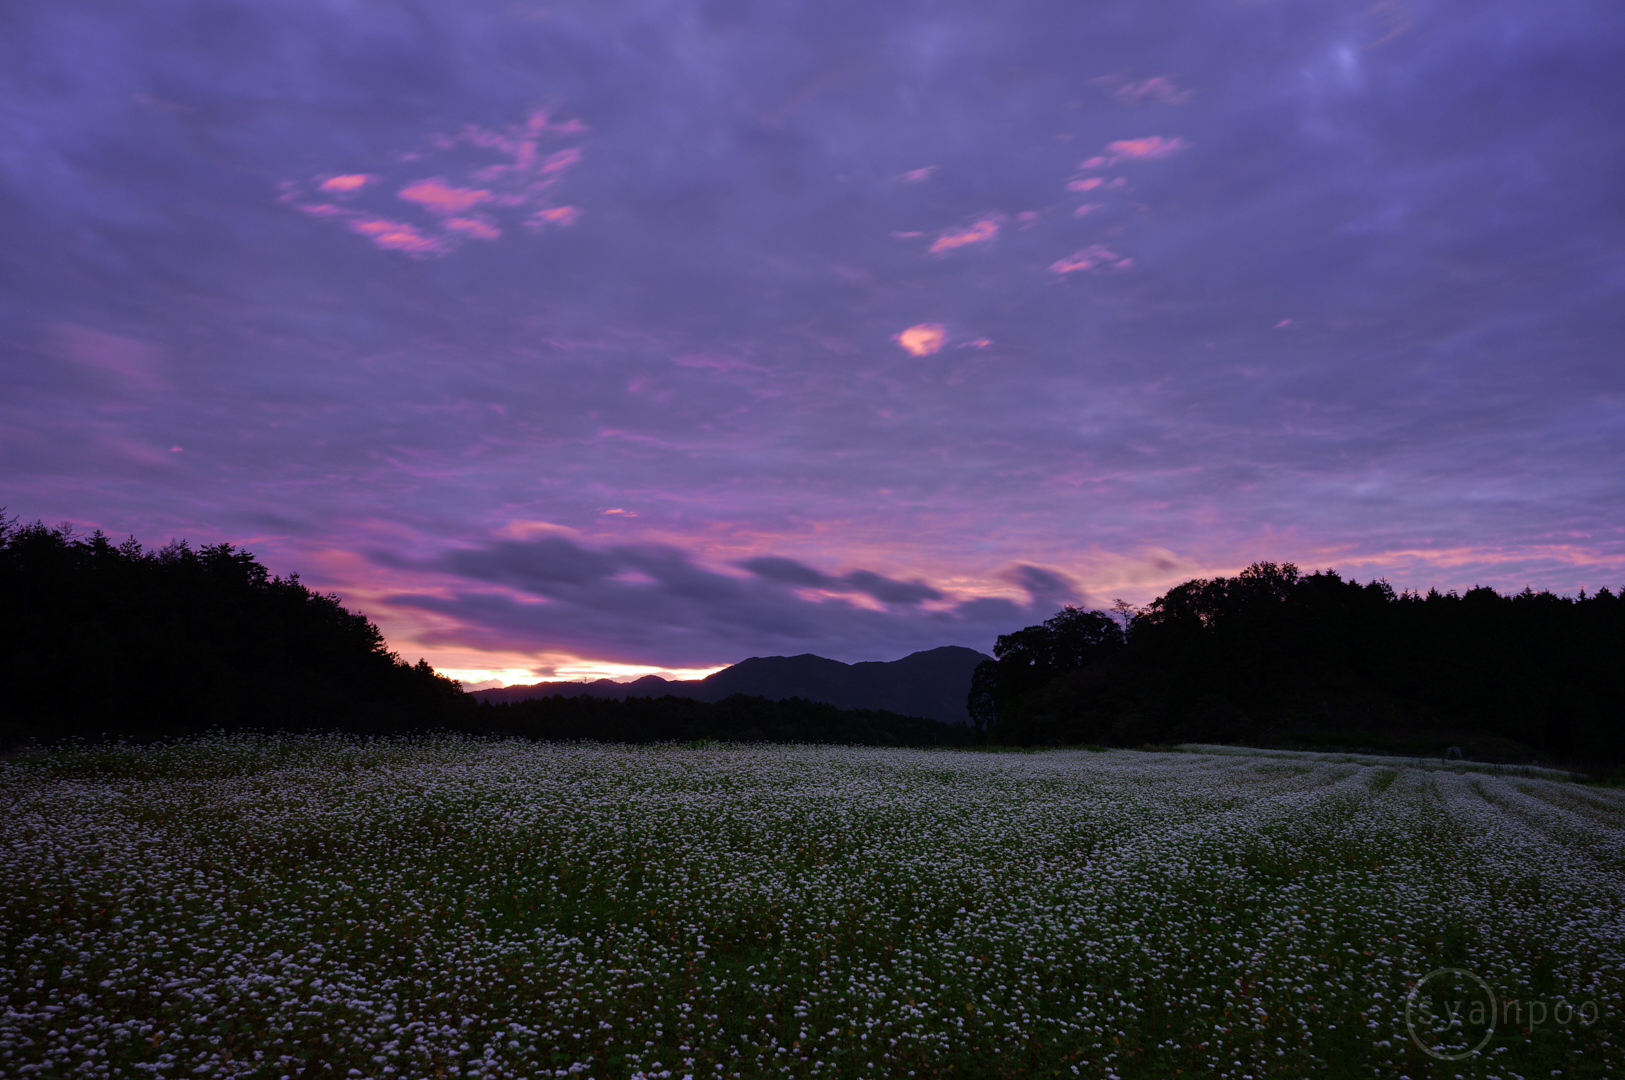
469,645,990,724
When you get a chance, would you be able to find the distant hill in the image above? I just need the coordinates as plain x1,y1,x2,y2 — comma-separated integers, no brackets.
470,645,991,724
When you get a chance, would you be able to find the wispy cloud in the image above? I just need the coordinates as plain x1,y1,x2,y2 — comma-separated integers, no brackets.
398,179,492,216
1080,135,1188,169
346,217,447,255
1093,74,1194,105
280,108,585,255
929,217,1001,254
529,206,580,227
445,217,502,239
1049,245,1131,273
894,166,937,183
44,324,166,383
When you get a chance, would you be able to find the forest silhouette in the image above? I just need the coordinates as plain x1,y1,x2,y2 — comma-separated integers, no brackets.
0,518,967,749
0,518,467,746
5,519,1619,766
969,562,1624,768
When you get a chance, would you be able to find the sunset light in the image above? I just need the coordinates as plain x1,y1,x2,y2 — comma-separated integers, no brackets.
3,0,1619,680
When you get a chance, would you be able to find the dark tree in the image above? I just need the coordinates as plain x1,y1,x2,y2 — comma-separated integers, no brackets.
0,517,470,747
972,562,1625,768
966,606,1124,742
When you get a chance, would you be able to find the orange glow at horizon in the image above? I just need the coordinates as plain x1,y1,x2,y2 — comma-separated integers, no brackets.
438,659,729,690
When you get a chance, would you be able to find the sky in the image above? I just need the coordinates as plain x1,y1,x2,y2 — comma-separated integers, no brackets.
4,0,1623,687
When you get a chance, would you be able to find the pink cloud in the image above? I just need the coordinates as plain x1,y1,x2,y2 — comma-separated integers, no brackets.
285,108,588,255
929,217,1001,254
891,230,923,239
319,174,371,192
673,353,767,373
1067,177,1106,192
1049,244,1129,274
539,147,583,174
46,324,165,381
1074,203,1103,217
445,217,502,239
1081,136,1187,168
894,166,937,183
398,179,492,216
347,217,446,255
1111,76,1194,105
894,323,947,356
529,206,580,227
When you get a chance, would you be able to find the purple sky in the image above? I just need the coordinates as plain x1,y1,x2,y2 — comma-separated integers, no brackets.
5,0,1623,686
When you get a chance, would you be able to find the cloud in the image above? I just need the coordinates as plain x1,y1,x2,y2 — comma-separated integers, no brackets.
894,166,937,182
319,174,372,192
280,107,586,255
1067,178,1105,192
529,206,580,227
929,217,1001,254
539,148,583,174
894,323,947,356
672,353,766,373
1049,245,1131,273
1081,136,1188,169
398,179,492,216
1105,76,1194,105
346,217,447,255
380,537,1071,667
739,556,942,605
44,324,165,382
1000,564,1080,605
445,217,502,239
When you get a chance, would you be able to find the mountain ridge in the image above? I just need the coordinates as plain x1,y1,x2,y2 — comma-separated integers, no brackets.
468,645,990,724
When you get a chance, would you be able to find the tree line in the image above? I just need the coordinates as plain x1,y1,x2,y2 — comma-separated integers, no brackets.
0,518,967,750
0,518,466,747
968,562,1625,767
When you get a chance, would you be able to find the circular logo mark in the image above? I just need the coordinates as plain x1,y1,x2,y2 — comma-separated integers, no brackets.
1405,968,1497,1060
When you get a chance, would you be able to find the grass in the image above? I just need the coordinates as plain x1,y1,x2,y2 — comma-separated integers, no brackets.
1,735,1621,1079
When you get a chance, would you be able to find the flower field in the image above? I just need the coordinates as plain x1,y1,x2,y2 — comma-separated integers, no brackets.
2,737,1621,1079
